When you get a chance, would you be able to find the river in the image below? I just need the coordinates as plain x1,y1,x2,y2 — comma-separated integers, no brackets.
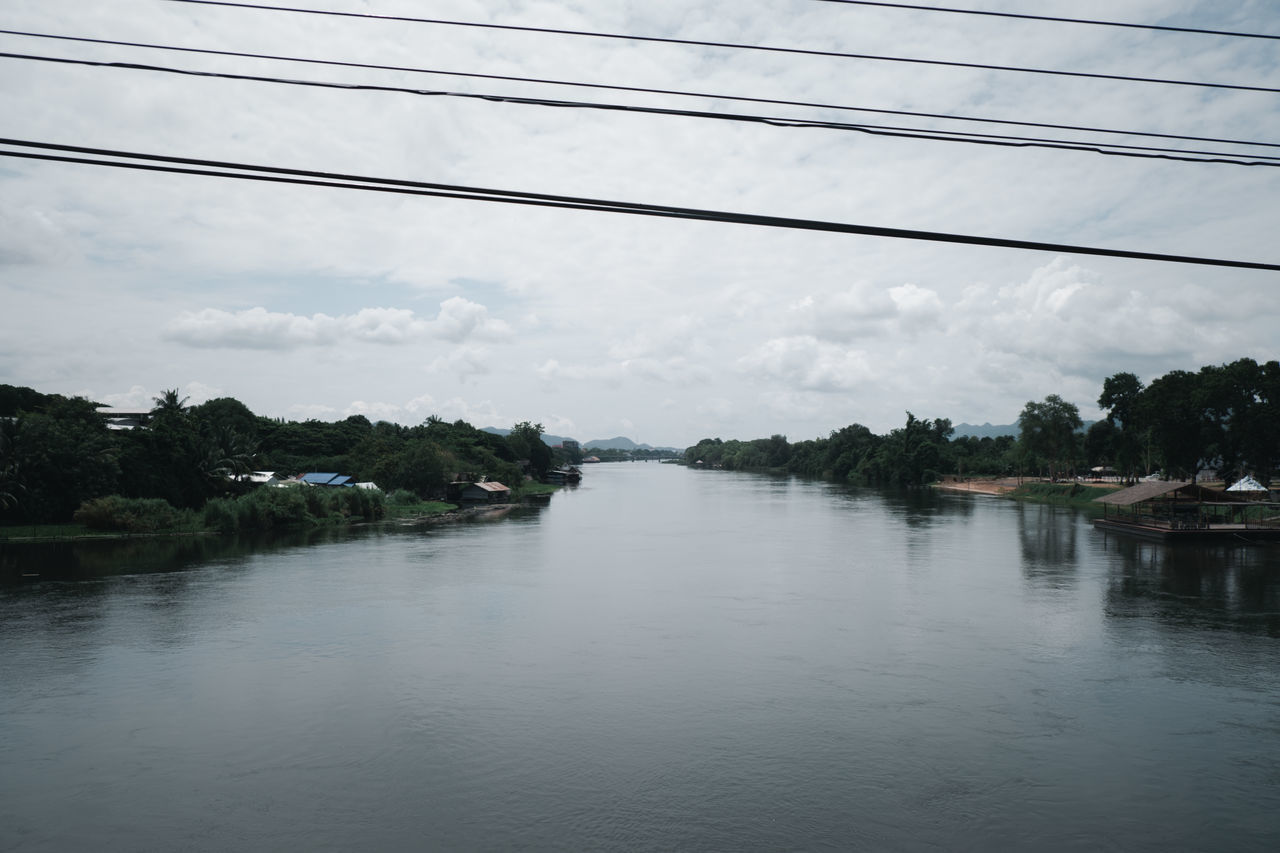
3,463,1279,851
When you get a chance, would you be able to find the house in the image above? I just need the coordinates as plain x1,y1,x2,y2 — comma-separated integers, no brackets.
97,408,151,430
456,481,510,504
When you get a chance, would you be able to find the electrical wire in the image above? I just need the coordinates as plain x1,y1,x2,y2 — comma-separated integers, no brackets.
4,30,1277,153
6,51,1278,168
805,1,1280,41
157,0,1280,95
1,138,1276,272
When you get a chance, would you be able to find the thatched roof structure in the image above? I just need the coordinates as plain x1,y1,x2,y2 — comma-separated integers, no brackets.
1094,480,1245,506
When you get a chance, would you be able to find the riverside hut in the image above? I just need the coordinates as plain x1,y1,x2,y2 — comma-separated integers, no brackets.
456,481,511,504
1093,480,1280,540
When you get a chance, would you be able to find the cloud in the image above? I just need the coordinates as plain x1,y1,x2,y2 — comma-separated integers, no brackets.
783,281,943,341
953,257,1217,375
163,299,511,350
432,297,514,343
537,356,712,386
3,0,1277,445
738,336,874,392
426,346,493,381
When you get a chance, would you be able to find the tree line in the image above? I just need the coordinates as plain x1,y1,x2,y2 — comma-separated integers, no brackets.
684,358,1278,488
0,385,560,525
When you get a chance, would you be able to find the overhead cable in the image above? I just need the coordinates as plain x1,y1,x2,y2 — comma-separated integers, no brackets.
156,0,1280,95
3,31,1276,154
806,1,1280,41
6,51,1278,168
1,138,1276,272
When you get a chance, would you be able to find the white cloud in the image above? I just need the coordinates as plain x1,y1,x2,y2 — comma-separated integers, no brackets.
164,299,510,350
426,345,493,381
738,336,874,392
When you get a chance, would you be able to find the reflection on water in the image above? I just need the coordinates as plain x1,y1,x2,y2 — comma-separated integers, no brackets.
1103,534,1280,637
0,527,361,584
1017,502,1080,589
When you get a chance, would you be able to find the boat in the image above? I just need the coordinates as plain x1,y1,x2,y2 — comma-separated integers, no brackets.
544,466,582,485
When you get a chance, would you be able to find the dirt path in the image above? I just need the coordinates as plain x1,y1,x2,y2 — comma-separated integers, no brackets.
933,478,1022,496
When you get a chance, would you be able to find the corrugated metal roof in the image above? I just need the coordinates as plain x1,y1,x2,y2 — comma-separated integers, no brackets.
300,472,342,485
473,481,509,492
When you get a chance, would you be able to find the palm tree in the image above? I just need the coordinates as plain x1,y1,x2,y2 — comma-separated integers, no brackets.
151,388,190,416
199,425,258,485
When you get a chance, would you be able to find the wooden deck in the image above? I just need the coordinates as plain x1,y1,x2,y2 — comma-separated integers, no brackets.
1092,517,1280,542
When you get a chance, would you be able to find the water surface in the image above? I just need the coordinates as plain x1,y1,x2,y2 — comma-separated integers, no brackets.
3,464,1279,850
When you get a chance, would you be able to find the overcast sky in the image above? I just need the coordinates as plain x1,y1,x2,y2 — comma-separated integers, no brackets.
2,0,1277,446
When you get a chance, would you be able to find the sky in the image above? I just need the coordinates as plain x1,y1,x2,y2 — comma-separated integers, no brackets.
2,0,1278,448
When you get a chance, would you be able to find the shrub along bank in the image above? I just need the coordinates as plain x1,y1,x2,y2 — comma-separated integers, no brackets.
1008,482,1115,509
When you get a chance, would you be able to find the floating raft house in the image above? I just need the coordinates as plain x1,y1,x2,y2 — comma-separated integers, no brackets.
1093,480,1280,541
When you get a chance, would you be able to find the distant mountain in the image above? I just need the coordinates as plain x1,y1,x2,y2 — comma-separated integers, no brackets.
582,436,681,452
584,436,641,451
952,422,1019,439
953,420,1096,439
480,427,572,447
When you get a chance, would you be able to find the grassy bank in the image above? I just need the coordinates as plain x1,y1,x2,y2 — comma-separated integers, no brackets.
1008,482,1117,510
384,500,457,520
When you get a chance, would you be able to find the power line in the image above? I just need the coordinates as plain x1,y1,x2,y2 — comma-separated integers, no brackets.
7,51,1278,168
4,30,1277,154
158,0,1280,95
806,1,1280,41
1,138,1276,272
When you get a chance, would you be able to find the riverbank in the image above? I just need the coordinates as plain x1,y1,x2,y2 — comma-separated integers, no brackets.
1,491,556,543
935,478,1122,509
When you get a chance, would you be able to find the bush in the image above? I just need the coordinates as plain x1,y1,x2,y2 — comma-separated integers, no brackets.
202,497,239,535
387,489,419,506
200,485,383,533
74,495,192,533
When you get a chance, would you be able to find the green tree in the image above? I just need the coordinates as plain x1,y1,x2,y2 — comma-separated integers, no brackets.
191,396,259,440
151,388,189,416
2,396,121,522
862,412,943,486
1018,395,1082,482
1135,370,1206,480
508,421,551,479
1098,372,1147,480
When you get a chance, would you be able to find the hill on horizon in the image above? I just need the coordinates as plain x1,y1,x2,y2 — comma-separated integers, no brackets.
952,422,1019,439
480,428,678,453
952,420,1096,439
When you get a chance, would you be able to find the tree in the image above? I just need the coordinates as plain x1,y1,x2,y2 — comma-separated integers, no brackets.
1018,395,1082,482
862,412,943,486
191,397,259,440
1083,419,1118,470
1098,372,1147,481
3,396,121,522
0,417,22,511
1136,370,1206,480
508,421,551,479
151,388,190,416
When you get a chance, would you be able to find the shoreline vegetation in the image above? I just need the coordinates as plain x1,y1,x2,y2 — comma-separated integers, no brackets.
4,356,1275,541
682,358,1275,502
1,382,578,542
0,491,555,543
